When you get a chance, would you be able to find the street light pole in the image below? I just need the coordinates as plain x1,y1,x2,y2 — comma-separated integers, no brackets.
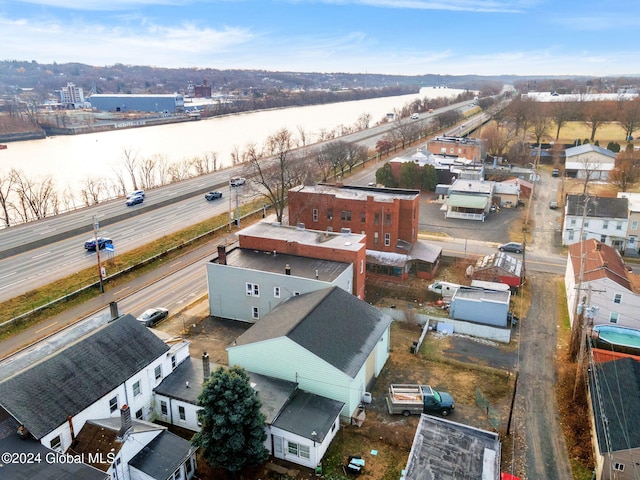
93,216,104,293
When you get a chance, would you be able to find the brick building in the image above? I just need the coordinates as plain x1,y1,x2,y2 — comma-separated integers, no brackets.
288,184,419,253
425,136,486,162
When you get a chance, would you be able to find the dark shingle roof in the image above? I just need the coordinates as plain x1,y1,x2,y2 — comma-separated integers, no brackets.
590,357,640,453
128,430,196,479
566,194,628,219
234,287,392,378
272,390,344,442
0,315,169,439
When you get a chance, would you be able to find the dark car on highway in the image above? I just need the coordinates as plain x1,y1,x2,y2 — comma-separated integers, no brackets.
136,307,169,327
205,191,222,200
498,242,524,253
84,237,113,251
126,194,144,206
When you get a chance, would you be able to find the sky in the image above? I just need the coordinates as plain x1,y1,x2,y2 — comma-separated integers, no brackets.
1,0,639,77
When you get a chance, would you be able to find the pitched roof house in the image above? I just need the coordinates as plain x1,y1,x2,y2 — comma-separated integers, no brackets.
565,239,639,329
227,286,392,420
0,315,194,480
562,194,629,250
564,144,617,180
589,357,640,480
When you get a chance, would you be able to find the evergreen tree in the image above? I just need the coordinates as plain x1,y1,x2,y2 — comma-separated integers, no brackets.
399,161,418,188
375,163,397,187
420,164,438,192
192,366,269,476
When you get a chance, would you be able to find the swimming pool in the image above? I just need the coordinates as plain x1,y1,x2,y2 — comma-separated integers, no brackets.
592,324,640,351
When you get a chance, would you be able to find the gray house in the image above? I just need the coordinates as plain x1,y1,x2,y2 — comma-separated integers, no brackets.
589,357,640,480
227,287,392,420
207,244,353,322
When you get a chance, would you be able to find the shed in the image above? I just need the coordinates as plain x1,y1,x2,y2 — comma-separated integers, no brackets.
471,253,524,291
449,287,511,327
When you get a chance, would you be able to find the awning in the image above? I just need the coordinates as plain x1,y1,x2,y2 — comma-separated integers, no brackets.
447,193,489,209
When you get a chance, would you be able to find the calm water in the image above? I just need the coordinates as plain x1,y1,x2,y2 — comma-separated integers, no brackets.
1,87,466,198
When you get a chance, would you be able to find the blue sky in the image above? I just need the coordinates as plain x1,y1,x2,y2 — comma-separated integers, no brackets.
1,0,638,77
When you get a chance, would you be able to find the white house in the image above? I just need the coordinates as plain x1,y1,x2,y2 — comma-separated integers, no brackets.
207,244,353,323
562,194,629,250
0,315,194,480
617,192,640,254
564,144,617,180
445,179,494,221
153,353,344,470
227,286,392,420
565,239,640,329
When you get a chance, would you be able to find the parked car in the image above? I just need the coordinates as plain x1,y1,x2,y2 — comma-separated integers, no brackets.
126,194,144,206
205,191,222,201
411,113,420,120
498,242,524,253
549,201,558,209
136,307,169,327
230,177,246,187
552,169,559,177
126,189,145,199
84,237,113,251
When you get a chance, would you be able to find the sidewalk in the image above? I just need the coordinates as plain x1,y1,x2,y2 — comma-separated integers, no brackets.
0,233,237,361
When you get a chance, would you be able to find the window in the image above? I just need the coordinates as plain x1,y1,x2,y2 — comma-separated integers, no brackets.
154,365,162,380
171,355,176,369
583,219,589,228
632,221,638,231
186,458,193,475
327,208,333,220
135,408,143,420
274,286,281,298
50,435,61,451
613,462,625,472
341,210,351,221
109,396,118,413
374,213,380,225
360,212,366,223
133,380,141,397
252,307,259,320
570,219,576,226
616,222,622,230
287,442,298,455
614,293,622,304
385,213,391,226
294,291,300,296
374,232,379,245
161,401,168,416
568,231,574,241
173,468,183,480
385,233,391,246
300,444,310,459
246,283,260,297
179,406,186,421
600,235,606,243
312,208,318,222
603,220,609,229
610,312,619,324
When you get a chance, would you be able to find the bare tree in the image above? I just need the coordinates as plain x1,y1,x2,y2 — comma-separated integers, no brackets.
312,147,332,182
155,154,171,185
550,101,576,140
81,176,107,205
345,142,369,172
530,109,552,146
480,123,512,159
355,113,372,131
578,156,602,194
320,140,350,179
610,146,640,192
296,125,307,147
619,97,640,141
12,170,57,221
111,167,129,197
583,101,610,142
230,145,242,166
121,147,140,190
244,128,307,223
138,155,157,189
0,169,17,227
167,159,193,182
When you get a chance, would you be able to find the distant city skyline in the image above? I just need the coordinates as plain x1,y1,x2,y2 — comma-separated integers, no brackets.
2,0,639,78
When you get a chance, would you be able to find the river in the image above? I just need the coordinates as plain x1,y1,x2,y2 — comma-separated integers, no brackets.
1,87,466,200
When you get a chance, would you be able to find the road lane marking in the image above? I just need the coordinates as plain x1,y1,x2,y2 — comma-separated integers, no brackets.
36,322,58,334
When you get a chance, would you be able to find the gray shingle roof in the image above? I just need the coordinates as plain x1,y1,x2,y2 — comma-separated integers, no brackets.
272,390,344,442
566,194,628,219
128,430,196,479
565,143,617,159
590,357,640,453
234,287,392,378
0,315,169,439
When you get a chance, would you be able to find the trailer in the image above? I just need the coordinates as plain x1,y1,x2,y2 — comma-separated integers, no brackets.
385,384,455,416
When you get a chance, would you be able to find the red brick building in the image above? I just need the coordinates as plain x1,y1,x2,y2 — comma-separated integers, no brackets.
288,184,441,283
425,136,486,161
288,184,420,253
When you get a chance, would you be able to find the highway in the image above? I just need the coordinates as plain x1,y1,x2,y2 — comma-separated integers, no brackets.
0,100,482,303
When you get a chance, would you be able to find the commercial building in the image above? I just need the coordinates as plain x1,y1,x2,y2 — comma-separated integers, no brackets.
89,93,185,113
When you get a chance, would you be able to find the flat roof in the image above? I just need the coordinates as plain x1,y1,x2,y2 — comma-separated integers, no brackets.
221,247,351,282
290,184,419,202
239,221,366,253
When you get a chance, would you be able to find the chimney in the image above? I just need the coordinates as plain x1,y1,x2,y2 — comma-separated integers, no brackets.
203,352,210,380
109,301,120,321
217,245,227,265
285,264,291,275
67,415,75,442
595,243,601,251
17,425,29,440
118,404,132,438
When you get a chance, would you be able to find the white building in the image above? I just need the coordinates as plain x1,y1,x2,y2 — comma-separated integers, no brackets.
562,194,629,250
565,239,640,329
564,144,617,180
59,82,85,108
617,192,640,254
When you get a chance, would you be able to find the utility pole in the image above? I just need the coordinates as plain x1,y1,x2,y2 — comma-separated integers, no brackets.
93,216,104,293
